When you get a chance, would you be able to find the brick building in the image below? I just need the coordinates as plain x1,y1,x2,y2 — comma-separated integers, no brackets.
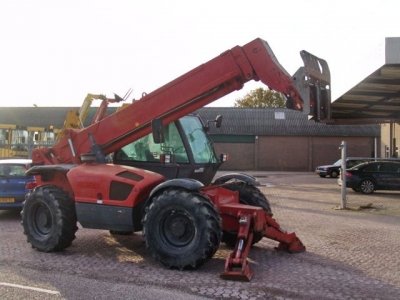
198,107,380,171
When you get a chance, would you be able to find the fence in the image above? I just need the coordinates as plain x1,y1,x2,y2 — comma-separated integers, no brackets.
0,142,54,159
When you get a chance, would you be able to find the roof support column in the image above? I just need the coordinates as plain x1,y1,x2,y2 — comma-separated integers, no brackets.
254,135,259,170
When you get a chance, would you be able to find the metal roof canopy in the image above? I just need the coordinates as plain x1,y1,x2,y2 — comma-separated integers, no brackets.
330,37,400,124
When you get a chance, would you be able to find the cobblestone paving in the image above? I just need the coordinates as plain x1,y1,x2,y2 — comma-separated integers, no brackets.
1,172,399,299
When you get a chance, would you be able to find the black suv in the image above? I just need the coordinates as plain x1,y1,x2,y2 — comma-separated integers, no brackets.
315,157,376,178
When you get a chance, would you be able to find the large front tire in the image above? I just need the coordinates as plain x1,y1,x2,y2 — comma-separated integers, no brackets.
225,183,272,214
21,186,78,252
143,189,221,269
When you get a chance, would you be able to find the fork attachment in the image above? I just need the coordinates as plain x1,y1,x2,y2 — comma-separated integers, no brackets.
264,215,306,253
220,210,305,281
220,213,255,281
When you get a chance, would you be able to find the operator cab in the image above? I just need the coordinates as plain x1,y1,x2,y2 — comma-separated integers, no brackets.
113,114,222,185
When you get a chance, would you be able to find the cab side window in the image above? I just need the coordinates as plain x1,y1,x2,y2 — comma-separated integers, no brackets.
115,123,189,163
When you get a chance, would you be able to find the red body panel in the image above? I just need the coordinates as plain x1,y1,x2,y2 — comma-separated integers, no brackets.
67,163,165,208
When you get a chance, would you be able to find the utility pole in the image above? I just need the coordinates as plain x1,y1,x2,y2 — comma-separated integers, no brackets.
339,141,347,209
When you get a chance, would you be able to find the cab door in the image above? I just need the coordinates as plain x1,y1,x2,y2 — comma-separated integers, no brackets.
113,120,188,181
113,115,222,185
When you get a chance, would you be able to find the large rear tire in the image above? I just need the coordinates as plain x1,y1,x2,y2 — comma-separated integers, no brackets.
21,186,78,252
143,189,221,269
222,182,272,247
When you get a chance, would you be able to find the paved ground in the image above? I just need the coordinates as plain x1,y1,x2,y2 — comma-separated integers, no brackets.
0,172,399,299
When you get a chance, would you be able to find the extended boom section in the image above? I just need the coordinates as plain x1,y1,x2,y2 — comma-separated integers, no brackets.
32,38,330,166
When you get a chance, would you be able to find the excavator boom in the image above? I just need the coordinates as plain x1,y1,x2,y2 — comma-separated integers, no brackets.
32,38,330,165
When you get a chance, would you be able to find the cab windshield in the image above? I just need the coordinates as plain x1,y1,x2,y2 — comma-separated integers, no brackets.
180,116,218,164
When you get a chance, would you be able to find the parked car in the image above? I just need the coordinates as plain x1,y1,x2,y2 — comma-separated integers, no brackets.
339,160,400,194
315,157,376,178
0,159,33,209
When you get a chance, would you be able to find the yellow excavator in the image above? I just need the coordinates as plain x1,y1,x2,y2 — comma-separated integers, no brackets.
0,93,129,158
57,92,129,140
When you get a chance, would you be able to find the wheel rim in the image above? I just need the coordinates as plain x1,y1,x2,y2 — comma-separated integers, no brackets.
160,209,195,247
32,203,53,236
360,180,374,193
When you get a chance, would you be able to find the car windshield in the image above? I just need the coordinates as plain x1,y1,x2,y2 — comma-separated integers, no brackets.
349,161,370,170
333,159,342,166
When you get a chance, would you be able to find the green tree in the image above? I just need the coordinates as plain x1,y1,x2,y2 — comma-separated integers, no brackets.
234,88,286,108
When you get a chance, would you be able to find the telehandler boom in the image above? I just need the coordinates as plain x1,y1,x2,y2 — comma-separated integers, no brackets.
22,38,330,281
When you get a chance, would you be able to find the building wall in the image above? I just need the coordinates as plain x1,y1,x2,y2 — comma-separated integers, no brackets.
310,136,376,169
215,135,377,171
213,143,255,170
257,136,309,171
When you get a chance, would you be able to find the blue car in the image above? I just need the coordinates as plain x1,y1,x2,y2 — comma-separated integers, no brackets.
0,159,34,209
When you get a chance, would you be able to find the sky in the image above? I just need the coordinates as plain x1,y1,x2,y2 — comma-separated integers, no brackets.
0,0,399,108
